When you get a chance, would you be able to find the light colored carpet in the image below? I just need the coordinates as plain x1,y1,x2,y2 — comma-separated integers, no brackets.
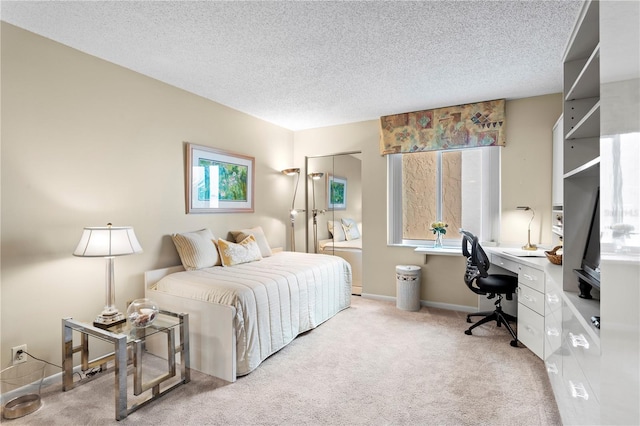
6,296,561,425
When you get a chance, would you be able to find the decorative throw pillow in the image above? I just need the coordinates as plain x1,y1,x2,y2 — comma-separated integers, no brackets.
171,228,221,270
229,226,273,257
217,235,263,267
327,220,347,242
341,218,361,240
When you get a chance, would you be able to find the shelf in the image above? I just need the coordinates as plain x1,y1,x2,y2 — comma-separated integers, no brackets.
563,0,599,62
564,156,600,179
414,247,460,256
565,44,600,101
566,101,600,139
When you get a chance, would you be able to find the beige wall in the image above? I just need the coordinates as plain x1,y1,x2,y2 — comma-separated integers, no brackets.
294,94,562,307
501,95,563,246
1,24,294,370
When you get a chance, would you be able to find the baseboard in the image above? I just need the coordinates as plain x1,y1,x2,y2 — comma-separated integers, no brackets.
1,365,83,403
360,293,476,313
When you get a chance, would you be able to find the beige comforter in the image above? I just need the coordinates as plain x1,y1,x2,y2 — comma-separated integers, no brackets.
152,251,352,376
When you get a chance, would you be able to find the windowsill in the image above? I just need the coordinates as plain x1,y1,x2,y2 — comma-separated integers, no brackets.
414,246,461,256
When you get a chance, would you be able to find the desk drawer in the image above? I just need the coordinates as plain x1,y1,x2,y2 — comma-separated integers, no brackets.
518,304,544,359
545,350,563,384
518,284,544,315
491,254,518,273
518,265,545,293
563,311,600,398
557,352,600,425
545,309,562,360
545,288,562,316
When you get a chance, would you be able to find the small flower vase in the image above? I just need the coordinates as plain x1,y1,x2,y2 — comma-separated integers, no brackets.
434,232,443,248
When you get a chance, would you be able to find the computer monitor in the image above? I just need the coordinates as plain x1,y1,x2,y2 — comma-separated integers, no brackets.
575,188,600,298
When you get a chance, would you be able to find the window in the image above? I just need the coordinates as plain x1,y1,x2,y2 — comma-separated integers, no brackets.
387,147,501,246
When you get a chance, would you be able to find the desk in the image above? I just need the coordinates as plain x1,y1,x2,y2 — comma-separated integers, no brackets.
485,247,562,359
414,245,563,357
62,310,190,420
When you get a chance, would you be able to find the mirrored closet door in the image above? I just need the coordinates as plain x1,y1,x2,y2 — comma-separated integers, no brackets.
305,152,362,294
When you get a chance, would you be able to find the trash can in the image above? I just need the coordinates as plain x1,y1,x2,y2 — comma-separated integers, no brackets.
1,361,46,419
396,265,421,311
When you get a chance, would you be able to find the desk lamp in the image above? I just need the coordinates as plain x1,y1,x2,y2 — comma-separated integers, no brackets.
517,206,537,250
74,223,143,328
282,168,301,251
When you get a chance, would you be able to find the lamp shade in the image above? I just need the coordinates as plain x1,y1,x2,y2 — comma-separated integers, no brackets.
73,225,143,257
281,168,300,176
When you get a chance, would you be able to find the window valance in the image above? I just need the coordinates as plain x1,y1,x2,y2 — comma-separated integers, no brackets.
379,99,506,155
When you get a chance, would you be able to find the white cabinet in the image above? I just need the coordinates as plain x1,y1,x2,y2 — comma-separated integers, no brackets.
517,265,545,359
551,1,640,424
555,1,602,424
490,251,554,360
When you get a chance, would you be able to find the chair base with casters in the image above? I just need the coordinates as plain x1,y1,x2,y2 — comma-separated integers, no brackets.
465,294,519,347
461,230,519,347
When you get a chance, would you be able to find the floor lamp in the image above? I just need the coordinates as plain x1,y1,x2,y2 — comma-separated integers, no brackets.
308,172,325,253
282,168,301,251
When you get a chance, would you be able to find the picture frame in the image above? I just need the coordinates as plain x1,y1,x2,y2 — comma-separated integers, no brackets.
327,175,347,210
185,142,254,213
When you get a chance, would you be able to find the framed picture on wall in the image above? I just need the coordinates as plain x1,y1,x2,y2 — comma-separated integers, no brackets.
327,175,347,210
185,142,254,213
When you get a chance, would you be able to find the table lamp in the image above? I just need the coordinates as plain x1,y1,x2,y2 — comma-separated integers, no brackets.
74,223,143,328
282,168,301,251
517,206,537,250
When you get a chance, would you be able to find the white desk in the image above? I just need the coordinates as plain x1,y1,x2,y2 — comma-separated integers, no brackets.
484,247,563,359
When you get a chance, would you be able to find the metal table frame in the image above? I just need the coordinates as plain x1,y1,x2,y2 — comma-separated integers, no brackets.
62,310,190,420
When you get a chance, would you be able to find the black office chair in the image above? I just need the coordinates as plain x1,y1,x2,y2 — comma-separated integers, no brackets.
461,230,519,347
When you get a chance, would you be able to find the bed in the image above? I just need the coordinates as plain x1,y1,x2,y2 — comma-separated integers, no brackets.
145,250,352,383
318,238,362,295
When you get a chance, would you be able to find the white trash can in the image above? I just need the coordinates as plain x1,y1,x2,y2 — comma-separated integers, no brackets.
396,265,421,311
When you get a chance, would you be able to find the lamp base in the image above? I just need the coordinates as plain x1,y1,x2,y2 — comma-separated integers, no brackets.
522,243,538,251
93,312,126,329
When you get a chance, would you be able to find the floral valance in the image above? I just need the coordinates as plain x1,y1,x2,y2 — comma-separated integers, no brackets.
379,99,506,155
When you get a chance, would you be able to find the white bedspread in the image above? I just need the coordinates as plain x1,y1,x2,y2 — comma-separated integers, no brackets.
151,251,351,376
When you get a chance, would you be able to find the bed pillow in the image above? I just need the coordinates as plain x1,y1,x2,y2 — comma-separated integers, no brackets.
229,226,273,257
217,235,263,267
171,228,221,270
327,220,347,242
341,218,361,240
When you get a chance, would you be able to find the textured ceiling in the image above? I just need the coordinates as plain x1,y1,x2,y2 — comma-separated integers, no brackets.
1,1,582,131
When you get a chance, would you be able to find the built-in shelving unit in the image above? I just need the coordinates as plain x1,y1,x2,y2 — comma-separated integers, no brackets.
548,0,602,424
549,2,639,424
561,0,600,312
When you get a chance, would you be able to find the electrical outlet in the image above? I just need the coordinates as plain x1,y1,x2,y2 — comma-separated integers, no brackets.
11,344,27,365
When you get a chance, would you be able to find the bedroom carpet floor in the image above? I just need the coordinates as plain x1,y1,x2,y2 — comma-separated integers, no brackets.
8,296,561,425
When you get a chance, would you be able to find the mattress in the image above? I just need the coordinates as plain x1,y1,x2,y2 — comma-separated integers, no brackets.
151,251,352,376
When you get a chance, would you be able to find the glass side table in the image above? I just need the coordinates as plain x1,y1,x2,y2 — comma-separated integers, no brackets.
62,310,190,420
